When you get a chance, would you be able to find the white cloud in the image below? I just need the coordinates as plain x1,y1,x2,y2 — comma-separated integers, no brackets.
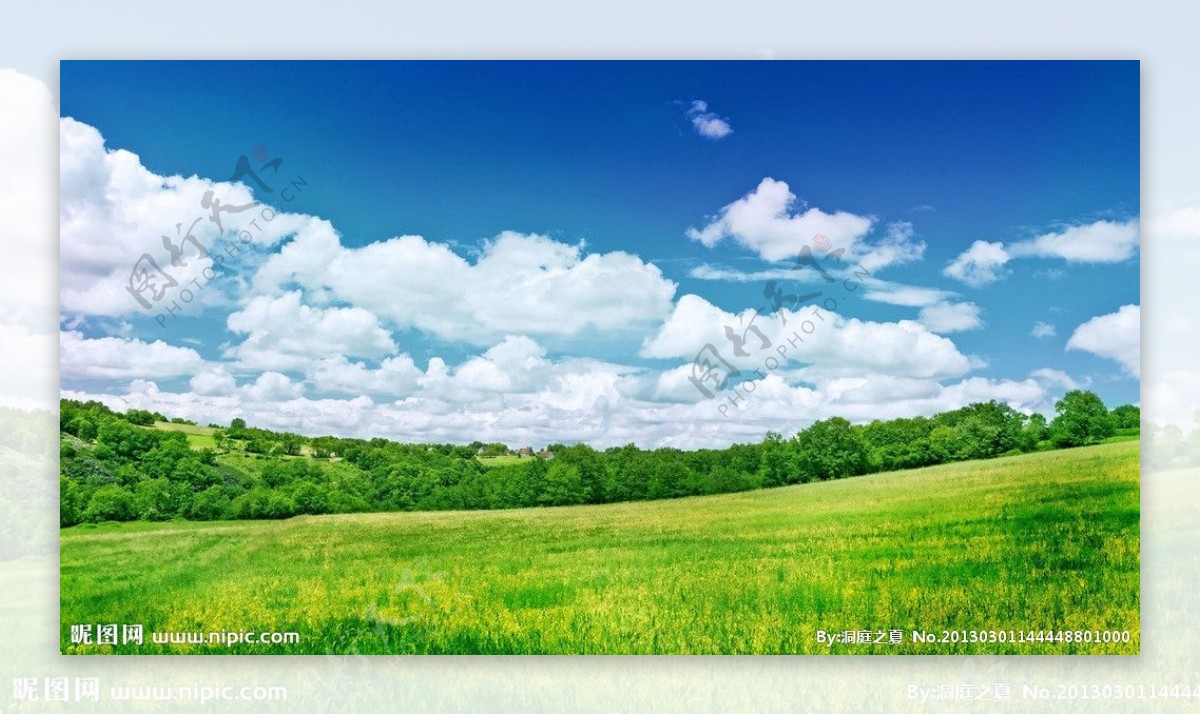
688,264,811,283
1031,322,1057,339
60,330,205,380
862,284,956,308
640,294,974,380
54,104,1136,451
943,240,1010,287
189,367,237,396
918,302,983,333
68,360,1060,451
59,117,313,318
1010,219,1140,263
240,371,304,402
1066,304,1140,377
685,100,733,140
1029,367,1083,391
853,221,926,273
307,355,423,398
686,178,874,262
254,229,677,346
944,219,1139,288
225,291,397,371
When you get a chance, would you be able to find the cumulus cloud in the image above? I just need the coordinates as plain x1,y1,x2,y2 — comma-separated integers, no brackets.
685,100,733,140
686,178,875,262
67,359,1063,451
54,104,1129,450
306,355,423,398
1066,304,1140,377
253,228,677,346
60,330,205,380
224,291,397,371
60,117,313,318
918,302,983,334
943,240,1010,287
1031,322,1057,339
686,181,924,274
944,219,1139,287
240,371,304,402
640,293,975,379
189,367,237,397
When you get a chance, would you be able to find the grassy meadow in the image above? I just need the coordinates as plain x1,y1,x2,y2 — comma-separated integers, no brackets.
60,440,1139,655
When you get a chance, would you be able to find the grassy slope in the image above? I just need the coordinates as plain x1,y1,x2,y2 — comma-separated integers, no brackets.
150,421,320,458
151,421,218,450
476,454,537,467
60,441,1139,655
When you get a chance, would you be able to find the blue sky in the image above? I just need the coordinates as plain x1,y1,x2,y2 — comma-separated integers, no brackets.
58,61,1140,448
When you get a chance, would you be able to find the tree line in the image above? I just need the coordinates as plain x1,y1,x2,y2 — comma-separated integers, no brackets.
59,390,1138,525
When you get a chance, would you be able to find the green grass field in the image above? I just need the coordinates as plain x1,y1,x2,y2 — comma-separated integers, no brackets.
60,440,1138,655
151,421,219,450
150,421,321,458
476,454,536,467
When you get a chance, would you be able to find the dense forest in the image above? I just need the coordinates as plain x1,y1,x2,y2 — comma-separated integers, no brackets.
59,391,1139,526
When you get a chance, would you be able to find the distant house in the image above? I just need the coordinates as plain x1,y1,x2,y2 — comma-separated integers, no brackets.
518,447,534,457
538,450,555,460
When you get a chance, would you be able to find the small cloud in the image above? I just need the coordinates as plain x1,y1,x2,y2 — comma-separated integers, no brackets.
943,240,1010,287
1066,304,1140,377
943,218,1138,289
689,264,808,283
1030,368,1085,391
686,100,733,140
911,204,937,213
862,284,956,308
687,178,873,262
1010,219,1139,263
917,301,983,334
1031,322,1057,339
855,221,926,273
1034,268,1066,281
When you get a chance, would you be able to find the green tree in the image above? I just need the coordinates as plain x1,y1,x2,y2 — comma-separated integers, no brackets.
189,486,229,521
292,481,332,515
1021,413,1050,450
133,478,178,521
60,477,84,527
1050,390,1115,447
124,409,157,426
282,436,303,456
1110,404,1140,430
758,431,792,487
71,418,98,441
539,462,587,506
83,485,136,522
230,488,295,520
792,418,869,481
